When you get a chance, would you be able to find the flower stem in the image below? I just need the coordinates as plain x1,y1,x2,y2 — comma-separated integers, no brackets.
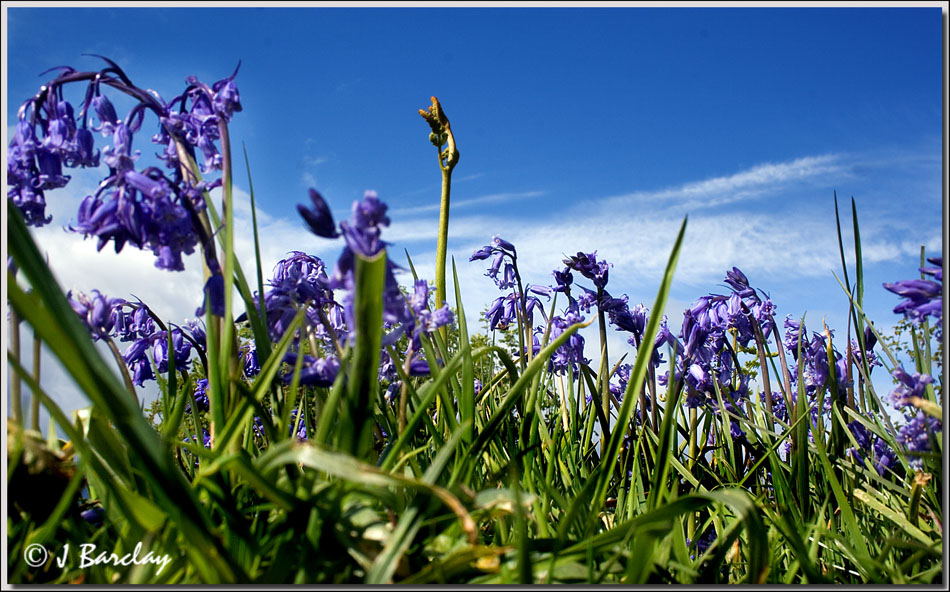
596,288,610,456
420,97,459,343
30,330,41,432
9,307,23,425
105,336,138,403
436,164,453,320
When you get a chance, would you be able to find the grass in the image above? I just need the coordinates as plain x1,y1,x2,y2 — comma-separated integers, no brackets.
5,64,944,584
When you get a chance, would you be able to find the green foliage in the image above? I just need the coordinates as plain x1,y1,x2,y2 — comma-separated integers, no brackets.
5,101,942,585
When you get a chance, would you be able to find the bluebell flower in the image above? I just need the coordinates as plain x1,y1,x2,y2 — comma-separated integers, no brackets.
724,267,756,300
884,258,943,325
128,305,156,341
9,58,241,269
298,189,340,239
289,409,308,442
552,266,573,293
492,235,516,253
760,390,788,423
282,353,339,387
609,364,632,400
897,411,941,469
920,257,942,282
408,354,435,376
338,190,390,259
91,94,119,136
68,290,126,341
122,337,155,387
547,303,588,375
563,251,609,289
242,343,260,378
80,506,105,528
7,119,53,226
406,279,454,347
469,245,493,261
889,367,935,409
211,63,243,121
183,318,206,351
783,315,806,359
150,327,193,373
196,271,225,316
184,429,212,460
471,236,520,290
686,528,719,561
186,378,210,413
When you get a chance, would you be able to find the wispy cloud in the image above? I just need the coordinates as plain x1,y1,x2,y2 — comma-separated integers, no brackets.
390,190,546,216
596,154,845,212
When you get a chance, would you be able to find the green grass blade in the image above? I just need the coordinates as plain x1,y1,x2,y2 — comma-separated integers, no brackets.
341,250,387,458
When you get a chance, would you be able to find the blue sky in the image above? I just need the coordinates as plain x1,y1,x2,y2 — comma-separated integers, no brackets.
4,5,945,415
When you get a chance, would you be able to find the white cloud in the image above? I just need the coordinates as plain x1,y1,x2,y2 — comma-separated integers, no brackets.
389,190,546,216
595,154,845,211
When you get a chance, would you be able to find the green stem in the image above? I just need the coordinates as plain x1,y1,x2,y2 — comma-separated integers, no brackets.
105,336,138,404
9,307,23,425
435,165,452,324
596,288,610,457
30,329,41,432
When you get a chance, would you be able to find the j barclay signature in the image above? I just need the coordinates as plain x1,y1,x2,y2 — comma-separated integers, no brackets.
42,542,173,574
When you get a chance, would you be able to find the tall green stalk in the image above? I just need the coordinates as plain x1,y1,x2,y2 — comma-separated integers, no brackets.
419,97,460,326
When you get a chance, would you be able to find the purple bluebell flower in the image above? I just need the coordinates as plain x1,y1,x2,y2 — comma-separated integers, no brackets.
406,279,454,347
552,266,573,293
7,123,53,226
609,364,632,401
889,367,934,409
254,251,338,343
783,315,807,359
68,290,126,341
298,188,340,239
122,337,155,387
723,267,756,300
873,437,899,476
184,429,212,449
563,251,610,289
282,353,339,387
196,271,225,317
688,529,718,559
493,235,516,253
183,318,206,351
338,190,390,259
547,303,588,375
91,94,119,136
242,343,260,378
128,305,156,341
80,506,105,528
469,245,493,261
471,236,522,291
884,258,943,324
574,287,598,313
251,416,265,439
920,257,942,282
150,327,193,373
211,63,243,121
289,409,308,442
407,352,441,376
760,390,788,423
186,378,210,413
897,411,942,469
8,59,241,270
